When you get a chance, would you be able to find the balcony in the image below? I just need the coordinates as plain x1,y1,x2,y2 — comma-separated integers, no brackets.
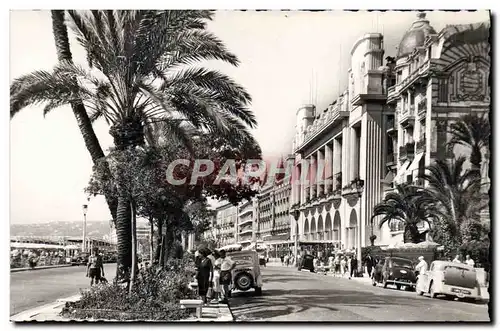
387,85,397,100
416,137,426,153
238,218,253,226
399,106,415,127
239,227,253,235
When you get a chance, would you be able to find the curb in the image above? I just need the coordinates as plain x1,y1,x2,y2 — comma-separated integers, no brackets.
11,293,233,322
11,264,75,273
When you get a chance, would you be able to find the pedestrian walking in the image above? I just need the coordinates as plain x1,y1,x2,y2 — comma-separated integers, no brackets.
280,254,285,266
350,257,358,279
364,254,374,277
284,255,290,267
196,248,213,305
219,249,236,304
415,256,428,279
86,248,105,286
334,255,341,277
211,251,222,304
340,257,347,277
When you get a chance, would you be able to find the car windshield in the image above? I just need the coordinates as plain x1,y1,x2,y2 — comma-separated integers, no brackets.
391,259,412,269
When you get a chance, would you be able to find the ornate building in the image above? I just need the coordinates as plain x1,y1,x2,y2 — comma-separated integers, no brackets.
290,32,387,263
289,12,490,260
384,14,490,243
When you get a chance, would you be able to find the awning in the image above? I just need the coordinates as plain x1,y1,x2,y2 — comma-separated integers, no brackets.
408,152,425,173
393,160,411,184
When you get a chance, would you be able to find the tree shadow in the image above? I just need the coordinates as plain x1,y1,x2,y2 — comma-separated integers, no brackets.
230,288,422,321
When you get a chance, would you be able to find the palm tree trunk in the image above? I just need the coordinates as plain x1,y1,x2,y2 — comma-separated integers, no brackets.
116,195,132,280
50,10,118,222
129,200,137,294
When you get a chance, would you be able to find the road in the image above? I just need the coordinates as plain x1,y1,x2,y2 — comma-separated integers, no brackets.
229,266,490,322
10,263,116,316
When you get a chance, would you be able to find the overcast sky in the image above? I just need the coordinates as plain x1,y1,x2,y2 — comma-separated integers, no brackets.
10,10,489,224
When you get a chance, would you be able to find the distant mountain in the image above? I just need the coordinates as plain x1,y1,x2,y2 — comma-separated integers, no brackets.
10,221,114,238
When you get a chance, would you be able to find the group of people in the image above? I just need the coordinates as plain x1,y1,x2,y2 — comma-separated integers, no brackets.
195,248,236,305
280,254,295,267
327,254,360,279
451,254,476,267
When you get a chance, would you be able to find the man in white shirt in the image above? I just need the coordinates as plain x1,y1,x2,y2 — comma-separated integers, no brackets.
465,255,475,267
219,250,236,304
415,256,428,278
452,255,461,264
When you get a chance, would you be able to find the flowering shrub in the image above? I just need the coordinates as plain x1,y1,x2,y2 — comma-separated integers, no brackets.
62,263,197,321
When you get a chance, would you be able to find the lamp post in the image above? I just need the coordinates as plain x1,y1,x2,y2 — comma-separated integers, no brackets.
82,204,88,253
353,178,365,274
290,208,300,267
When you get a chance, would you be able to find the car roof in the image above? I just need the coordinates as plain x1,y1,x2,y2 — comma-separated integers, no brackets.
432,260,475,270
387,257,412,262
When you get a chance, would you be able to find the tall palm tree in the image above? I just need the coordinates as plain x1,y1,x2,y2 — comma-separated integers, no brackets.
419,157,486,250
373,184,439,243
448,113,490,169
10,10,257,279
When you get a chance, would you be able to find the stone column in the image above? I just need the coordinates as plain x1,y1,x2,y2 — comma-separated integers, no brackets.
310,155,316,199
317,149,324,197
324,143,333,194
350,127,357,181
334,138,342,190
342,127,350,187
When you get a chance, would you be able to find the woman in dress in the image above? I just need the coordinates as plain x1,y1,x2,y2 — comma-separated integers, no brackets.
196,248,213,304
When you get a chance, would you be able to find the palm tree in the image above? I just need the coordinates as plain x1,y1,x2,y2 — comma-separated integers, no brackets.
373,184,439,243
10,10,257,279
448,113,490,169
419,157,486,252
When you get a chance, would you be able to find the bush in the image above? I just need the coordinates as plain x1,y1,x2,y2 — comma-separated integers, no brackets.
62,263,198,321
459,240,490,267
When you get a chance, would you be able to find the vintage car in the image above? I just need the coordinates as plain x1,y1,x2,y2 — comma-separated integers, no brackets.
298,254,315,272
372,256,417,290
227,250,263,295
416,260,482,301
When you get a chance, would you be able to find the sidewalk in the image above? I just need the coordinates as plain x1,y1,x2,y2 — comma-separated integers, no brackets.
11,264,74,273
11,294,233,322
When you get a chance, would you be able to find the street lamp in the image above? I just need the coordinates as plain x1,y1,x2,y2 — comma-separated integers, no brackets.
82,204,88,253
290,208,300,266
353,178,364,274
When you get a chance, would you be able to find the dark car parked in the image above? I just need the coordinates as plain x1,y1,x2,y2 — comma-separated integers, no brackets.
298,254,315,272
372,256,417,291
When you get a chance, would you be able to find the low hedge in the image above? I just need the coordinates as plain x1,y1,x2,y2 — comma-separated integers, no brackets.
62,257,197,321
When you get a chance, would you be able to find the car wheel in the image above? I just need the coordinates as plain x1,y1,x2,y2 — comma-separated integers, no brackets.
396,284,401,290
444,295,455,301
417,289,424,296
254,286,262,296
429,282,437,298
235,272,253,292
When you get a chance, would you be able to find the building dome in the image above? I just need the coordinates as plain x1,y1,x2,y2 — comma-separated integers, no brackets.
396,12,436,59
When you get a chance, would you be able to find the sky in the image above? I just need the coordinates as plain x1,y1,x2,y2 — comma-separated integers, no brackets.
9,10,490,224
